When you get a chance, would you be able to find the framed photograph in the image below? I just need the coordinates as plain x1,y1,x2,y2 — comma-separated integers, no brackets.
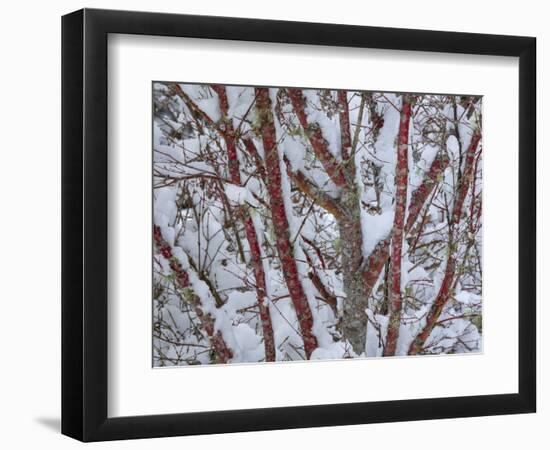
62,8,536,442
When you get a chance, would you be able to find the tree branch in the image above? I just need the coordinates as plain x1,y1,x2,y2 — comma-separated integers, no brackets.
408,129,482,355
153,225,233,363
255,87,318,359
286,88,347,187
384,94,412,356
283,156,346,220
405,152,450,233
362,147,451,300
337,90,352,161
211,84,276,362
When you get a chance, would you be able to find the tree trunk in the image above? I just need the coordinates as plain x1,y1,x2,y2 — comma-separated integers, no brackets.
337,90,371,355
255,87,318,359
339,183,369,355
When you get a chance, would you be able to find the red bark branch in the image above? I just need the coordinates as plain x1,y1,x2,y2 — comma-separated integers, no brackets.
243,216,277,362
153,225,233,363
362,238,391,298
255,87,318,359
469,150,482,233
362,149,451,300
451,132,482,226
242,137,267,179
210,85,241,183
170,83,218,130
408,130,482,355
384,95,412,356
337,90,352,161
302,247,337,312
212,84,276,362
287,88,347,187
302,236,327,270
405,153,450,233
283,156,346,220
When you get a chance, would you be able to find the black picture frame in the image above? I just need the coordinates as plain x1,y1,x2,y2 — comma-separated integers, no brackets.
62,8,536,442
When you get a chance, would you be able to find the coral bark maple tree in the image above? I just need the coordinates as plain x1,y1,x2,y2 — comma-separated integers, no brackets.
152,83,483,365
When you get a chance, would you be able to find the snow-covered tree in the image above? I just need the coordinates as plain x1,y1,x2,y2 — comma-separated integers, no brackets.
152,83,482,365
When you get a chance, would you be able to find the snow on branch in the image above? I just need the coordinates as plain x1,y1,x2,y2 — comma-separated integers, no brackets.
287,88,347,187
153,225,234,363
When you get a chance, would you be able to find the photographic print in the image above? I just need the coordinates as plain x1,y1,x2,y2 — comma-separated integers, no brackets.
152,83,482,366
